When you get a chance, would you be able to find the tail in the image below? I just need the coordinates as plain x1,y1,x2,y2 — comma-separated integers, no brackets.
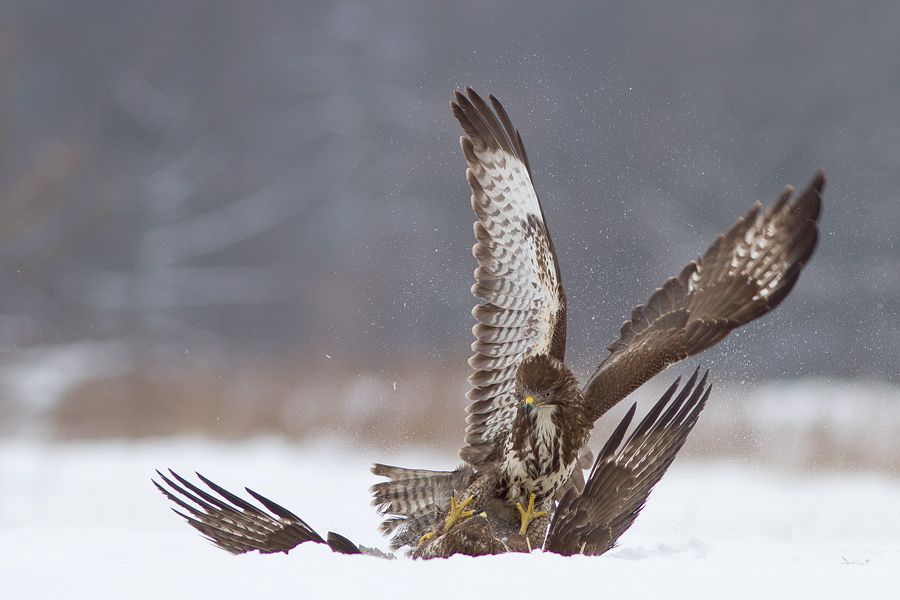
370,463,475,550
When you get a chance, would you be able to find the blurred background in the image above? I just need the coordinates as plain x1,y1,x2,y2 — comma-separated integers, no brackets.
0,1,897,473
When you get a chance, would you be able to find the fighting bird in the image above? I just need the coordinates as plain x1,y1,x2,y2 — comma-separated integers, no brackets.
370,87,823,551
155,87,823,559
155,370,710,558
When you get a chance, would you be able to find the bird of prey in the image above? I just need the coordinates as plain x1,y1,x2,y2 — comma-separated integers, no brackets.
153,87,823,559
154,370,710,558
371,87,823,551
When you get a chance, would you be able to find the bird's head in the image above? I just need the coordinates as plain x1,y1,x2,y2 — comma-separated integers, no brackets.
515,354,582,414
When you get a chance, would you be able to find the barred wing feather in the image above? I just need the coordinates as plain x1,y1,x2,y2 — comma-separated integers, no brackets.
546,369,710,556
583,170,823,423
451,87,567,466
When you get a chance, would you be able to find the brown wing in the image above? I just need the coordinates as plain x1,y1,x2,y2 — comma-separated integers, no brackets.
451,87,567,466
545,369,710,556
583,170,823,423
153,470,364,555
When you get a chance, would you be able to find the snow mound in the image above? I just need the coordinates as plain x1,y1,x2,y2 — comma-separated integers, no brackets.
1,438,898,599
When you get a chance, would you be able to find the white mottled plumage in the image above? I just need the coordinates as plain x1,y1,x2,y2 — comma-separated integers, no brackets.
501,407,575,500
451,88,566,466
367,88,821,556
451,85,821,488
153,87,826,560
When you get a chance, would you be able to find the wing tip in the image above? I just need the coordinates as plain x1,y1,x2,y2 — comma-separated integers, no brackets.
812,167,827,191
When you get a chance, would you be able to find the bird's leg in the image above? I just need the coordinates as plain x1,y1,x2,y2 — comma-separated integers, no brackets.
442,495,476,533
516,492,547,536
416,496,476,547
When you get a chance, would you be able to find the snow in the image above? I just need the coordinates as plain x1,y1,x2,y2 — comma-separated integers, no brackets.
1,438,898,599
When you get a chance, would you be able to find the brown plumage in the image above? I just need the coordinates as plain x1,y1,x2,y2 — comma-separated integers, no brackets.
499,354,590,504
413,514,509,559
155,87,822,561
153,469,326,555
452,89,569,469
582,173,823,423
369,463,475,550
153,470,391,558
412,369,711,558
154,371,710,559
546,368,710,556
372,87,822,552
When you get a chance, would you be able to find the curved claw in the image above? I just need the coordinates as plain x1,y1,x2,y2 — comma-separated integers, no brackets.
442,495,476,533
516,492,547,536
418,531,436,546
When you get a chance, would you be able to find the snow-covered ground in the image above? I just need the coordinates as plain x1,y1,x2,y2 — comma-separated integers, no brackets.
1,438,898,599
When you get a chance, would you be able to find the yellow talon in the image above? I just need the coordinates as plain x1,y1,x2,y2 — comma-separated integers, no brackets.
516,492,547,535
418,531,435,545
442,495,476,533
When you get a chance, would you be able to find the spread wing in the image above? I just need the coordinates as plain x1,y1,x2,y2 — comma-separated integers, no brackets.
545,369,709,556
451,87,567,466
153,470,366,556
583,170,824,423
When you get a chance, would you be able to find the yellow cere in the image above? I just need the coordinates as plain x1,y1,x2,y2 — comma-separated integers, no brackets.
525,395,535,405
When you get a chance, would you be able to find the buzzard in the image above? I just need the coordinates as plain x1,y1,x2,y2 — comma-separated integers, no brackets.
154,87,823,559
371,87,823,549
155,369,710,558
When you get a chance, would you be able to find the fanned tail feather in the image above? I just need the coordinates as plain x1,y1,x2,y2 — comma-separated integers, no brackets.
370,463,476,550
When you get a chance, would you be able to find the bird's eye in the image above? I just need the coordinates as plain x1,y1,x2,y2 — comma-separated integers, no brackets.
543,390,552,398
